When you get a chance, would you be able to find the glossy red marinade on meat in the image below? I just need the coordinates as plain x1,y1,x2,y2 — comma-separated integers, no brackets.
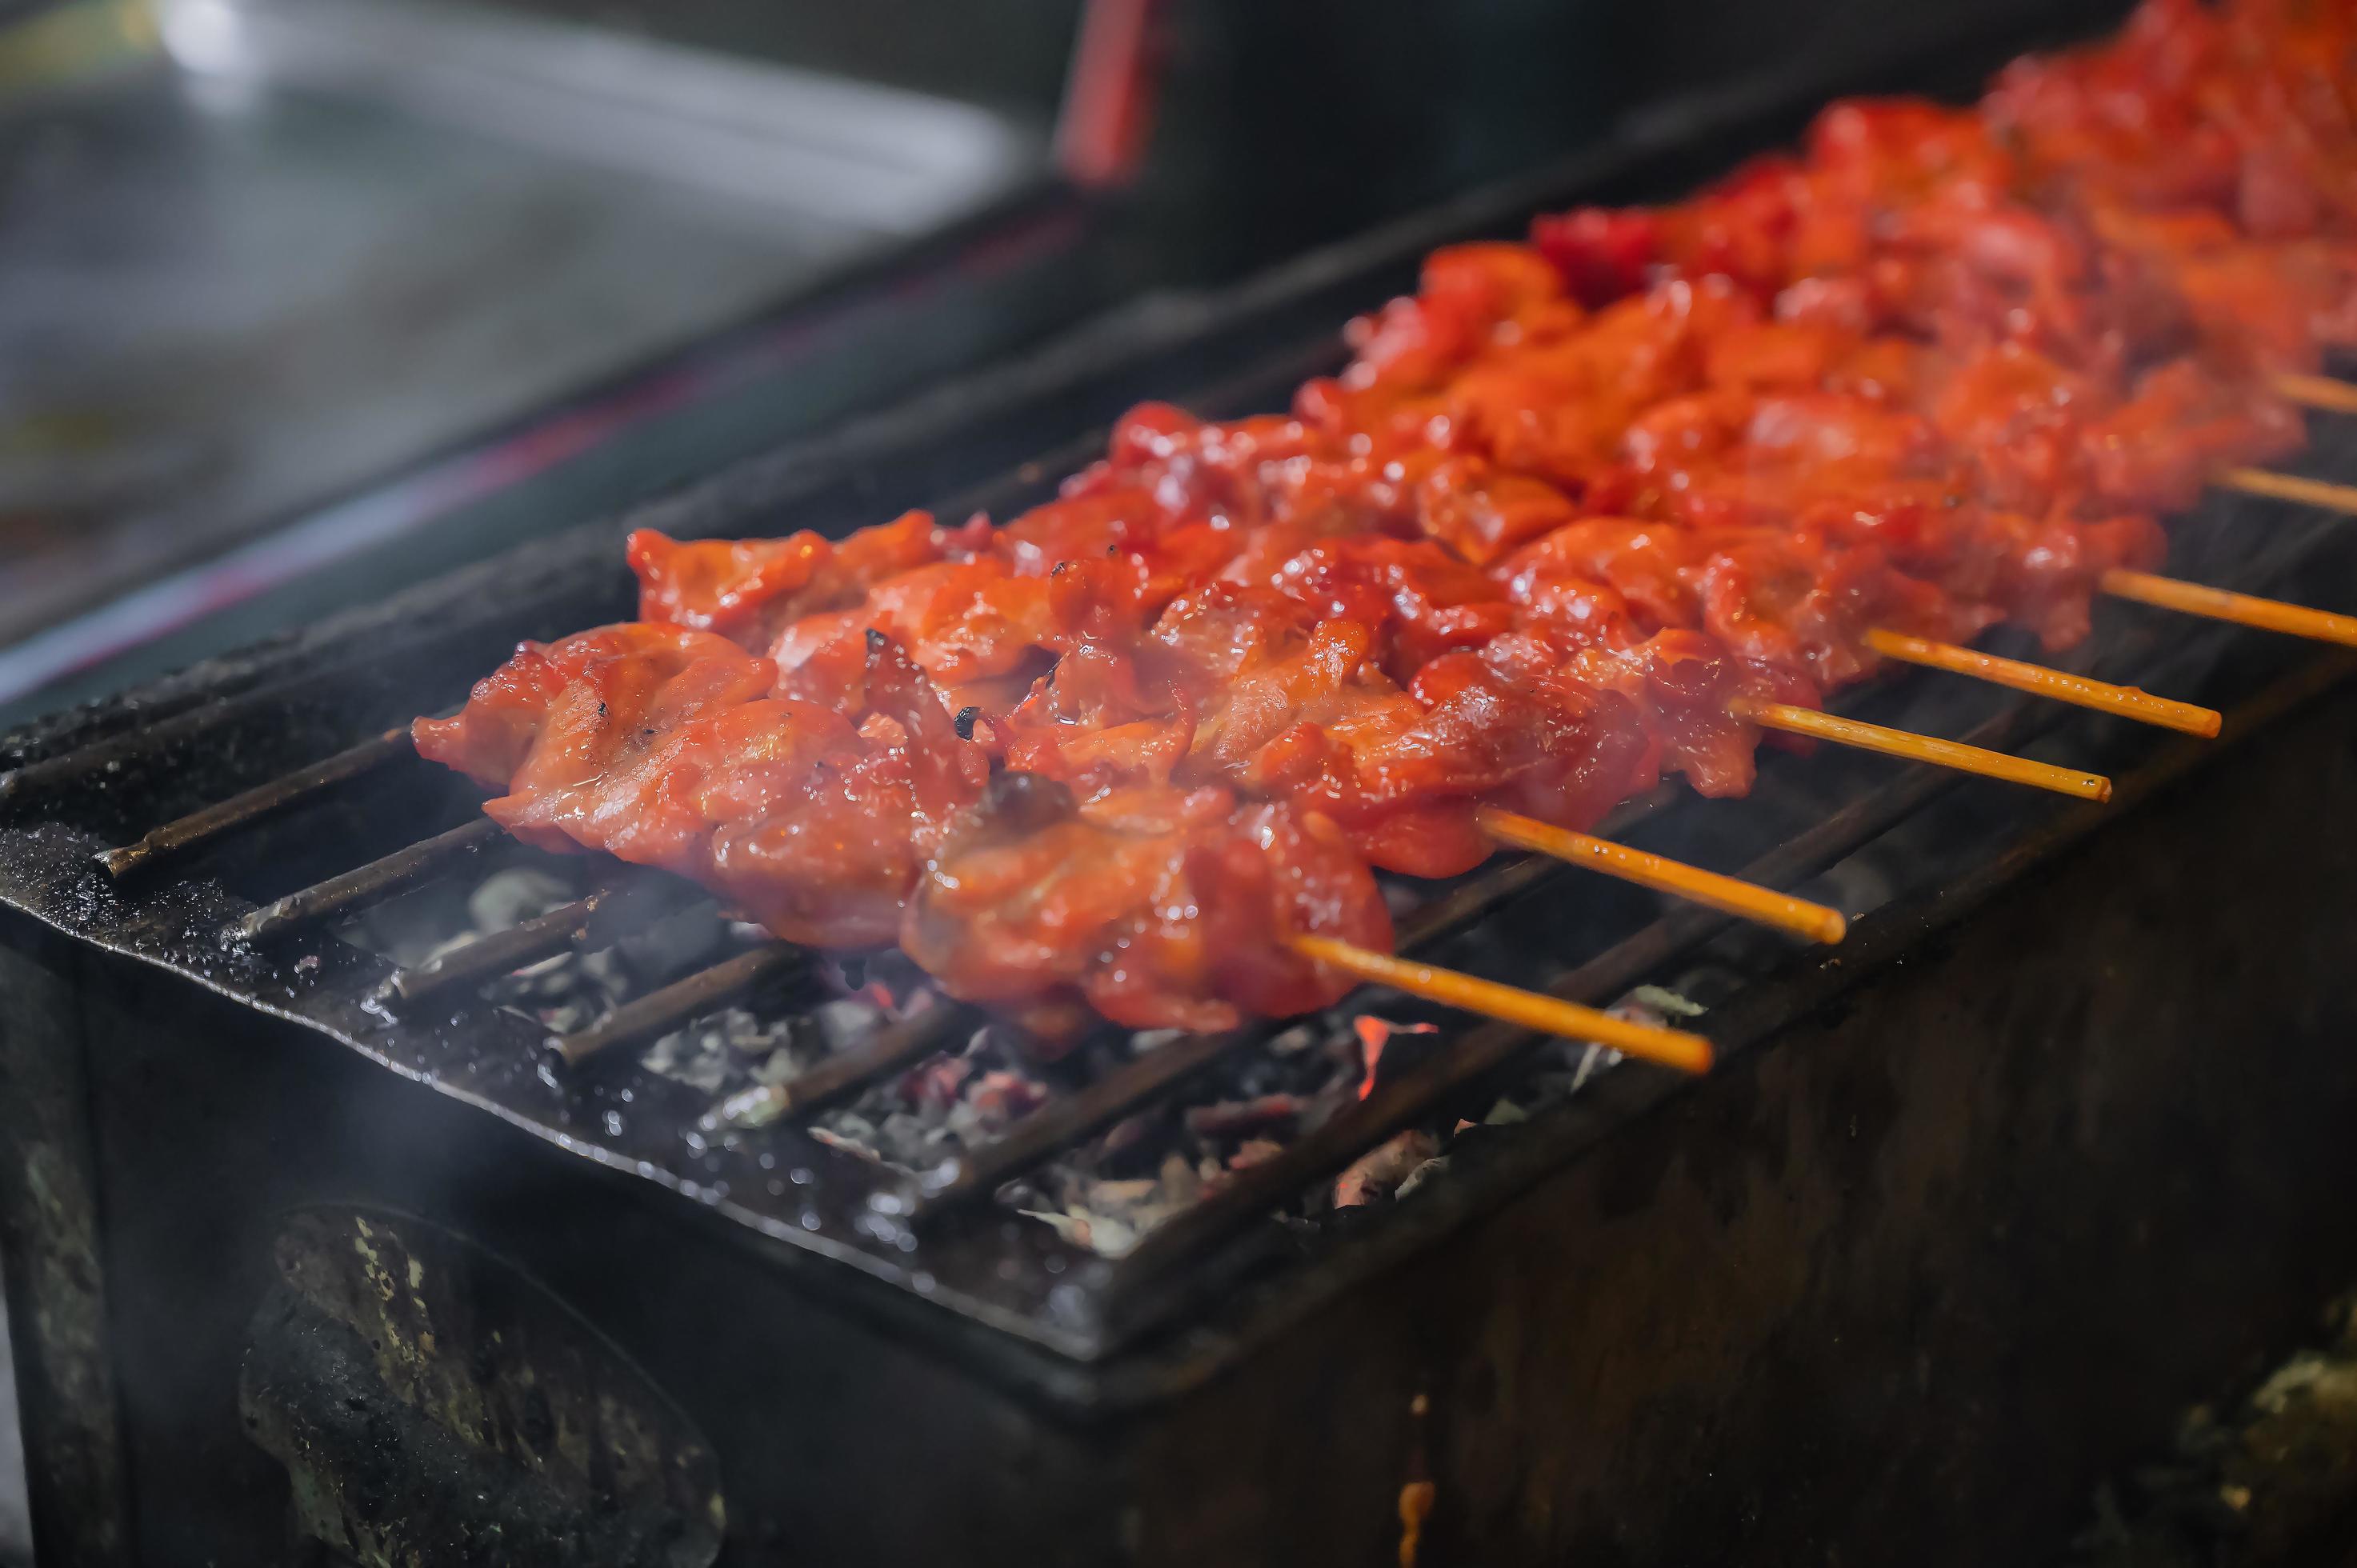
422,0,2347,1042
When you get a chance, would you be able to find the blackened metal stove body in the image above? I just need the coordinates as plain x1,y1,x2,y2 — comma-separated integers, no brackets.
8,23,2357,1568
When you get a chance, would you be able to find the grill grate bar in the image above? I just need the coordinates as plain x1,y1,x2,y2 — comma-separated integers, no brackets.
546,944,805,1067
915,1025,1270,1218
98,728,414,880
709,1002,971,1129
226,818,507,945
373,882,688,1004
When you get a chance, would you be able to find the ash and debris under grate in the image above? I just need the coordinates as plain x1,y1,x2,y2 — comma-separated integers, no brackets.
342,862,1747,1259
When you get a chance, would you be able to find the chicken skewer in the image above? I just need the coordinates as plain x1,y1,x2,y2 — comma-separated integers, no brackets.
414,620,1716,1066
1295,236,2348,658
424,0,2357,1056
630,523,1876,934
1509,14,2357,564
598,176,2357,1014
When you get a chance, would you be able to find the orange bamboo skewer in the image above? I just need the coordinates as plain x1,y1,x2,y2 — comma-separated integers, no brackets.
1475,806,1847,944
2215,466,2357,514
2273,373,2357,418
1287,934,1715,1073
1860,629,2222,737
2100,570,2357,648
1731,698,2114,800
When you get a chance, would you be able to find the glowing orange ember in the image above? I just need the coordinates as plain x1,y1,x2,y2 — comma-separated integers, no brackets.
1354,1014,1440,1099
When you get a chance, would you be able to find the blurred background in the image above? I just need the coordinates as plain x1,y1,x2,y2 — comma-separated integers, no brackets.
0,0,2111,729
0,0,2114,1558
0,0,1617,728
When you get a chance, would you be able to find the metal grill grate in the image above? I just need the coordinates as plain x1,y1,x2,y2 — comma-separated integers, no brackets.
13,464,2338,1360
6,29,2357,1356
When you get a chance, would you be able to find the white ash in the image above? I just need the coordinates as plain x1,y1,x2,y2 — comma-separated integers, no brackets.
637,957,930,1101
346,864,837,1095
999,1008,1371,1257
640,1006,822,1097
809,1022,1055,1174
466,868,576,934
1004,977,1714,1256
342,866,578,970
354,865,1719,1252
1019,1151,1211,1258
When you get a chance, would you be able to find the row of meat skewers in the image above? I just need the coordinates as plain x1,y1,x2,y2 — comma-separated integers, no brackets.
415,0,2357,1074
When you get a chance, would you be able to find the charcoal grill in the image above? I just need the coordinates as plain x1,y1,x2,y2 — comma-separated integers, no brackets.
8,15,2357,1566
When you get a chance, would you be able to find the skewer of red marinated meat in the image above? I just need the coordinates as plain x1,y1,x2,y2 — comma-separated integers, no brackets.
418,0,2357,1046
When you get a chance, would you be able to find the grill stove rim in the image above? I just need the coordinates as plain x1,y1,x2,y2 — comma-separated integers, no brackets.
0,0,2324,1412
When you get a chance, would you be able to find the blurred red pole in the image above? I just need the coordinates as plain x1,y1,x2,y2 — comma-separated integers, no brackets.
1055,0,1165,188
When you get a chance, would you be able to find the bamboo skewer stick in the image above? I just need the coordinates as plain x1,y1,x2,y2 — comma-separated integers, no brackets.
1860,629,2222,737
2273,373,2357,418
1731,699,2114,800
1475,806,1847,944
2100,570,2357,647
2215,466,2357,515
1286,934,1715,1074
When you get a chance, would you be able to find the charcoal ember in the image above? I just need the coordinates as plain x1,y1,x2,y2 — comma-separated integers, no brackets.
1019,1152,1210,1258
810,1029,1054,1172
1227,1138,1283,1171
901,1054,974,1110
938,1079,1035,1151
1008,1011,1367,1244
963,1069,1049,1124
1183,1095,1303,1138
1333,1130,1441,1209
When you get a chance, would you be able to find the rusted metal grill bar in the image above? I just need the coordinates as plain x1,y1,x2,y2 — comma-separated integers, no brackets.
114,475,2349,1271
376,883,648,1004
97,727,414,880
545,944,806,1066
918,1026,1265,1216
709,1002,971,1128
227,818,508,945
34,297,2336,1370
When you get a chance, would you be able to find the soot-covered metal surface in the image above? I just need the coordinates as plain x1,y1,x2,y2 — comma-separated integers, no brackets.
6,11,2357,1561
